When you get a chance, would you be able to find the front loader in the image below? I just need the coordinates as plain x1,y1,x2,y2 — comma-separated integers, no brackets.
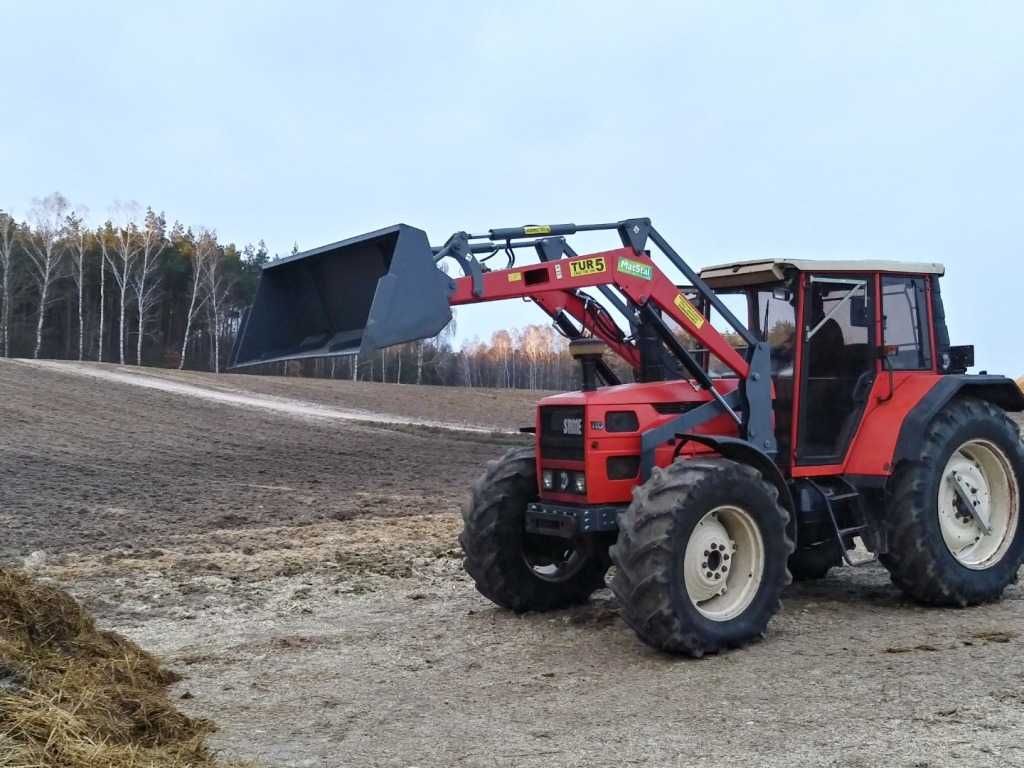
233,218,1024,656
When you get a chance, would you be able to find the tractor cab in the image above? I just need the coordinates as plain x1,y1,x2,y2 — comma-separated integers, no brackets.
697,257,950,470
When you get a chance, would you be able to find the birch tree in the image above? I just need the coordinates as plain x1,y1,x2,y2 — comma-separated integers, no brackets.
25,194,69,358
0,212,15,357
203,241,234,373
95,222,113,362
103,204,141,364
179,228,213,369
131,208,166,365
65,208,90,360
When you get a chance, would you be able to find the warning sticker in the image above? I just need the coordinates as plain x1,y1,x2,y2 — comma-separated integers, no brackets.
507,272,523,282
674,294,706,329
617,257,653,280
523,225,552,235
568,256,607,278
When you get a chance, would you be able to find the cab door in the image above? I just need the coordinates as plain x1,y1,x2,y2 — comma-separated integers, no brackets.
795,274,878,466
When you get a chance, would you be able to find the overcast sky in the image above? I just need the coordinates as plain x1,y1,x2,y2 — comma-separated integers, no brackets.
1,2,1021,374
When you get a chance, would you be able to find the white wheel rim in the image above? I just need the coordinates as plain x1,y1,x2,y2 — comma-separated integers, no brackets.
938,439,1019,570
683,505,765,621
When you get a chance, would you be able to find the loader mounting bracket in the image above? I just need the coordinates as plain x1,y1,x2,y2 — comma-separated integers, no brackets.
434,232,484,297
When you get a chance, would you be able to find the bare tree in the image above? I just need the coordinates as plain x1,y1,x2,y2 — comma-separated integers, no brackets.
95,222,113,362
25,193,69,358
65,207,90,360
179,228,213,369
132,208,166,365
0,211,15,357
203,242,234,373
416,313,457,384
103,204,141,365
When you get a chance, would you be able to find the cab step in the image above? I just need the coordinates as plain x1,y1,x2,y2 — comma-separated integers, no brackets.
805,478,878,567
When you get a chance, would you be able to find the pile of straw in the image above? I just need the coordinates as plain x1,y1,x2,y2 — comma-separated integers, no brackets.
0,569,234,767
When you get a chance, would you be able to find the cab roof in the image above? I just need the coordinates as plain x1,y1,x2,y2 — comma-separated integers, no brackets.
698,257,945,289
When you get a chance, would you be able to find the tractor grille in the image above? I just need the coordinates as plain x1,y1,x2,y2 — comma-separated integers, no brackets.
539,406,585,461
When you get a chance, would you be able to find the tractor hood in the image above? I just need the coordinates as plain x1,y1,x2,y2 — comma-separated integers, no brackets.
538,378,740,409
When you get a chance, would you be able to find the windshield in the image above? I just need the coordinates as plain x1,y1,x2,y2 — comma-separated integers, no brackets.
664,284,797,378
663,290,750,377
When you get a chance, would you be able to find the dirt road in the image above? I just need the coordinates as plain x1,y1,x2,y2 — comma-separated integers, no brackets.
2,360,1022,767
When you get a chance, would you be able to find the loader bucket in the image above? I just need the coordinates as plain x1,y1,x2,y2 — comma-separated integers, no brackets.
230,224,452,368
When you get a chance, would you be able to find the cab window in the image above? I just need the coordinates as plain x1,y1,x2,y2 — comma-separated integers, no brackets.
882,276,932,370
798,275,875,461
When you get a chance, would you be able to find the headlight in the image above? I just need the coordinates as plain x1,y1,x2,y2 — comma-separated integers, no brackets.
541,468,586,495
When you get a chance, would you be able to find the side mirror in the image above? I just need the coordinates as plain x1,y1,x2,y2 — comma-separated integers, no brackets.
772,286,792,302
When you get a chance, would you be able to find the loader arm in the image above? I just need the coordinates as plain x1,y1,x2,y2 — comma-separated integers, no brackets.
446,246,749,379
231,217,776,454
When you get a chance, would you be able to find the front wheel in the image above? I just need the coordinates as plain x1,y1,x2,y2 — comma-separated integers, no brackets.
610,458,794,656
460,447,609,612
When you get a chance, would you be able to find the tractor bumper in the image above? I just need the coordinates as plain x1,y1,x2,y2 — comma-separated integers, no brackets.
525,502,622,538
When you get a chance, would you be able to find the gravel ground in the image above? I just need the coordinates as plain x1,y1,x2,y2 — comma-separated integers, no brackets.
2,359,1022,768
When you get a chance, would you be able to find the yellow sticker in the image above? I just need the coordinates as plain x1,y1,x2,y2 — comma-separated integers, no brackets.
568,256,607,278
674,294,706,329
524,225,552,235
507,272,523,282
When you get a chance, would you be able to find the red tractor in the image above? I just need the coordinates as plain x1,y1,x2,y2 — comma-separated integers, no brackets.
233,219,1024,655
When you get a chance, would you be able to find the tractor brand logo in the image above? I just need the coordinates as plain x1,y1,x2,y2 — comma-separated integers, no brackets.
568,256,606,278
617,257,652,280
562,417,583,436
674,294,706,329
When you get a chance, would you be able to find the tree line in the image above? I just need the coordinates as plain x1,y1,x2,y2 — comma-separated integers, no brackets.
1,194,263,371
264,323,611,392
0,193,599,390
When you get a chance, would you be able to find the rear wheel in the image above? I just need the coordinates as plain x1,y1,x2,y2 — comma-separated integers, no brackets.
610,458,793,656
883,398,1024,606
460,447,609,612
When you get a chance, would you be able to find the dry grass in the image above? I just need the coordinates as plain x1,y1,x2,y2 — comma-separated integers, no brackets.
0,569,240,767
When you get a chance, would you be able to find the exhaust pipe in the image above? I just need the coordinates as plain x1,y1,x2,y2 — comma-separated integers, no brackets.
231,224,453,368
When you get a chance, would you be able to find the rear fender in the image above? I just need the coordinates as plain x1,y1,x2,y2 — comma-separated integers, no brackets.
892,375,1024,466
